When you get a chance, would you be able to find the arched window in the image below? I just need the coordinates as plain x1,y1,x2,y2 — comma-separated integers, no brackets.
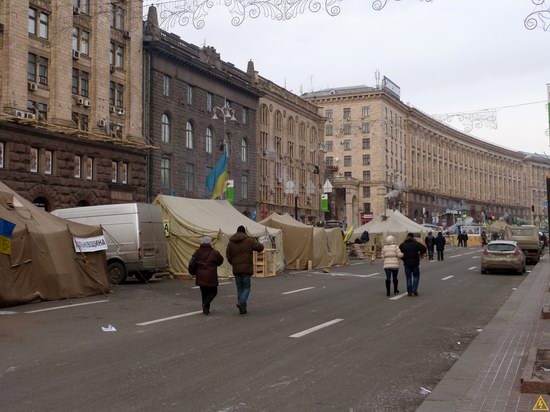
275,111,283,131
299,122,306,140
185,121,193,149
260,104,269,126
288,117,295,138
241,138,248,162
161,113,170,143
205,127,213,154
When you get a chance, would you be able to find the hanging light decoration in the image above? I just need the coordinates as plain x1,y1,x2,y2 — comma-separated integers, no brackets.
524,0,550,32
372,0,432,11
154,0,342,29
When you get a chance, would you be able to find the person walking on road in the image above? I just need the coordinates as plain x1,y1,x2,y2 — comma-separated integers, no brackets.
435,232,446,261
378,235,404,296
226,225,264,314
399,233,427,296
424,231,435,261
462,231,469,248
457,232,464,247
481,230,488,246
193,236,224,315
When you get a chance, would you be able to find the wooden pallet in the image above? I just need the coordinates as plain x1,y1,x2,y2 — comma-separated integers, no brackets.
350,244,381,259
253,249,276,278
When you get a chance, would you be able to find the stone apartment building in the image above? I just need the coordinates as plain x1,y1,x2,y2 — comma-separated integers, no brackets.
246,62,326,223
303,86,550,228
0,0,147,210
143,7,260,217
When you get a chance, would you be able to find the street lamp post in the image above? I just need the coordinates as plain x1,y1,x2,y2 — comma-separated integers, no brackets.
211,99,236,201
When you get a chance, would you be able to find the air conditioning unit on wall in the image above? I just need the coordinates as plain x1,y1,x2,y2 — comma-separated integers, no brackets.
28,82,37,91
72,50,80,60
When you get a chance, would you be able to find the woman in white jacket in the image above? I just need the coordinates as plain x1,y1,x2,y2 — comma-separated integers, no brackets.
378,235,404,296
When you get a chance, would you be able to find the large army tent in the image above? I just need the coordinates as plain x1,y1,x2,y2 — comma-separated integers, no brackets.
0,182,110,307
261,213,348,269
154,196,284,277
350,209,428,245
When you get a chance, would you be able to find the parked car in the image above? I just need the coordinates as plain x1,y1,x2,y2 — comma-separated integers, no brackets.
53,203,169,284
504,225,541,263
481,240,526,275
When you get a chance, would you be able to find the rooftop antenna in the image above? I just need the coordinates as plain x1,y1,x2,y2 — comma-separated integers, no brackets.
375,69,381,88
202,38,207,47
309,75,314,92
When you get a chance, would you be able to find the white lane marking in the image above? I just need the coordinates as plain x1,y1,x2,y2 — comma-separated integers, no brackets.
137,311,203,326
449,254,464,258
365,272,380,277
441,275,454,281
192,281,231,289
289,319,344,338
282,287,315,295
350,262,364,266
430,260,438,263
327,272,370,278
468,266,477,271
24,300,108,314
390,293,408,300
472,256,480,259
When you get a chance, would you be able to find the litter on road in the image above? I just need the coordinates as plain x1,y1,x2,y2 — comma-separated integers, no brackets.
101,324,116,332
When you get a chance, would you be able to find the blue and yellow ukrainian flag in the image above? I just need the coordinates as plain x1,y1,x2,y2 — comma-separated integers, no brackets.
206,152,228,199
0,217,16,255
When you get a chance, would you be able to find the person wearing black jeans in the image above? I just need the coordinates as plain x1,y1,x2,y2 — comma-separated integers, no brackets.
435,232,446,261
424,232,435,261
193,236,224,315
463,231,469,247
399,233,427,296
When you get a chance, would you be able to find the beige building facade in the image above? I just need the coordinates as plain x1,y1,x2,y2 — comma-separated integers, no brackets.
248,62,326,223
0,0,148,209
303,86,550,228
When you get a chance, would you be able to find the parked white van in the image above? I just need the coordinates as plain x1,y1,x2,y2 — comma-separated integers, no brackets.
53,203,169,284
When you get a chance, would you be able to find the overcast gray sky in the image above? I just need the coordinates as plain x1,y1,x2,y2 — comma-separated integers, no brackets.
148,0,550,155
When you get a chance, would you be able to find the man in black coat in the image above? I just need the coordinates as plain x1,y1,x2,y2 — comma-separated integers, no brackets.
424,232,435,261
435,232,446,261
457,232,463,247
399,233,427,296
462,231,469,248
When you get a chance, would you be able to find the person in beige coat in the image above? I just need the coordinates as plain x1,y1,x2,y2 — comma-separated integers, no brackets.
377,235,404,296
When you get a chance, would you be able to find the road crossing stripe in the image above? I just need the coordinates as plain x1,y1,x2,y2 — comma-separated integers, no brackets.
350,262,364,266
192,281,231,289
282,287,316,295
472,256,480,259
289,319,344,338
390,292,408,300
25,300,109,313
441,276,454,280
365,272,380,277
468,266,477,270
449,254,463,258
137,311,203,326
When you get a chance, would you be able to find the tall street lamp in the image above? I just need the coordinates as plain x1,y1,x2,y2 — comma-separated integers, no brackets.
211,99,236,201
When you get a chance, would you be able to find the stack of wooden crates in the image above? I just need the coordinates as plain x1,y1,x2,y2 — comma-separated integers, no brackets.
253,249,276,278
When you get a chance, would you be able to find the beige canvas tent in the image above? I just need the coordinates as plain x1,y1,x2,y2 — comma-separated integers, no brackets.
350,209,428,245
261,213,348,269
0,182,110,307
154,196,284,277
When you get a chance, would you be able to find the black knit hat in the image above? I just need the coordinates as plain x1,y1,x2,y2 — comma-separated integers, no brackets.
237,225,246,233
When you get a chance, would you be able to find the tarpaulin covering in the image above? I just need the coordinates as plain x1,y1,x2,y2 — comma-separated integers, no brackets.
0,181,109,307
154,196,284,277
350,209,428,246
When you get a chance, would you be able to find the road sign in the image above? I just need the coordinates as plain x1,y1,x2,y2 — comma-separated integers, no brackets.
321,194,329,212
323,179,333,193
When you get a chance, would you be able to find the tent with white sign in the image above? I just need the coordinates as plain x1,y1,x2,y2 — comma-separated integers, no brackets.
0,181,110,307
350,209,428,246
154,196,284,277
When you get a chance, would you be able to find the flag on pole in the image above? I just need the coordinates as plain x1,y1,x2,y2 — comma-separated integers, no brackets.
0,217,16,255
206,152,228,199
343,225,355,242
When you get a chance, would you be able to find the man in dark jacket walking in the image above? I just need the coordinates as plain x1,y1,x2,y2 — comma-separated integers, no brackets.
424,232,435,261
435,232,446,261
462,231,469,247
457,232,463,247
193,236,224,315
399,233,427,296
226,225,264,314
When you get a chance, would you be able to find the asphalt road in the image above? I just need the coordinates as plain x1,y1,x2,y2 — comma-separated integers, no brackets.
0,246,531,411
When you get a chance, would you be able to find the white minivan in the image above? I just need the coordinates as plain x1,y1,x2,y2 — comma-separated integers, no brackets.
53,203,169,284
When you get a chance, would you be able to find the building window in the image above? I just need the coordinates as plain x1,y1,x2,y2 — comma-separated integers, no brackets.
161,114,170,143
241,175,248,199
326,125,333,136
242,108,247,125
343,108,351,119
206,93,213,112
289,141,294,158
29,55,48,85
28,8,37,35
326,156,334,166
110,4,125,30
362,122,370,133
344,155,352,167
163,75,170,97
72,112,89,131
161,157,170,188
344,171,352,178
185,121,194,149
363,170,371,181
362,154,371,166
361,186,372,198
110,82,124,107
72,28,89,55
121,163,128,184
39,10,49,39
80,71,89,97
325,109,333,120
86,157,93,180
343,140,352,151
362,106,370,118
343,124,352,135
30,148,38,173
28,53,37,82
37,103,47,122
362,138,370,149
0,142,4,169
325,141,333,152
111,161,118,183
185,163,194,192
187,85,193,105
363,203,371,213
43,150,52,175
73,0,90,15
109,43,124,68
72,69,78,94
241,138,248,162
74,155,81,178
206,127,213,153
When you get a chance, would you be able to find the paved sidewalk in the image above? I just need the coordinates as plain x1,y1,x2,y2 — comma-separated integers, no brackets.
417,255,550,412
